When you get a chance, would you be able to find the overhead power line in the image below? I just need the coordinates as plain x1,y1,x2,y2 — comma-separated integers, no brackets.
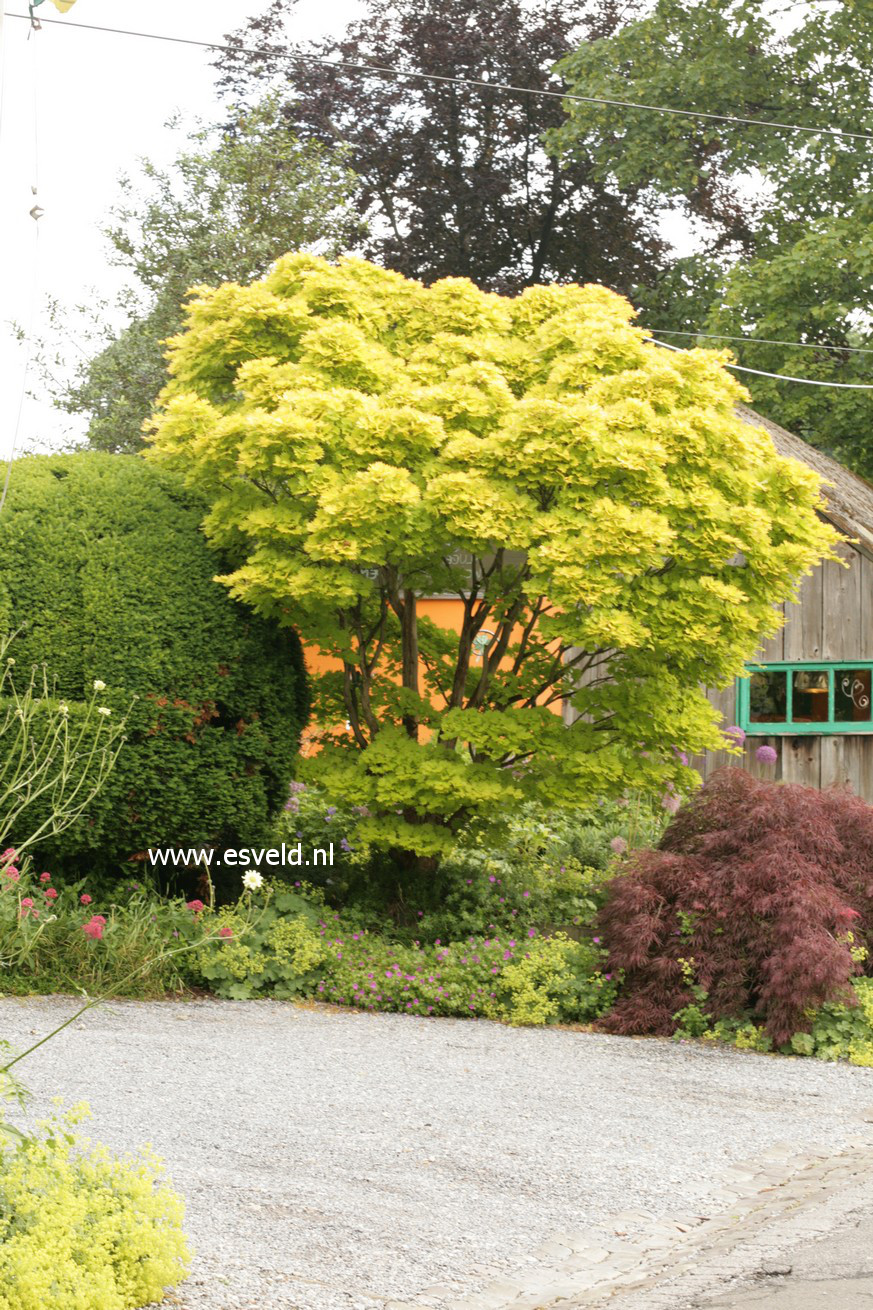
651,328,873,357
5,10,873,144
652,338,873,389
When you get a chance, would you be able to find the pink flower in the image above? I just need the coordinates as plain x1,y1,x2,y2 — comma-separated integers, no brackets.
661,792,681,814
80,893,92,905
20,897,33,908
755,744,778,764
610,836,628,855
44,888,58,900
724,725,746,746
218,926,234,938
4,869,19,882
39,872,51,883
82,919,104,940
186,899,205,914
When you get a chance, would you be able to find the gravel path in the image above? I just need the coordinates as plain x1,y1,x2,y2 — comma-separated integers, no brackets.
1,996,872,1310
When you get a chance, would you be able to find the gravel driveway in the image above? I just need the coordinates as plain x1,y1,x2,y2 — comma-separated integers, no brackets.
2,996,872,1310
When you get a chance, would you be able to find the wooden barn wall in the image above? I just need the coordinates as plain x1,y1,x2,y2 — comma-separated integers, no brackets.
694,542,873,800
563,541,873,801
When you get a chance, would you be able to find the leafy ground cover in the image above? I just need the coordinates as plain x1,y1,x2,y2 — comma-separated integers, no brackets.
4,772,873,1066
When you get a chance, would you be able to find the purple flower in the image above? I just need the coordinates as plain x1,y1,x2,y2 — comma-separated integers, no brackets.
724,725,746,746
756,744,778,764
610,836,627,856
661,792,681,814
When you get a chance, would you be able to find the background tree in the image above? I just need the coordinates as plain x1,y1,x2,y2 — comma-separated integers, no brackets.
147,254,837,870
215,0,663,295
550,0,873,471
42,97,361,453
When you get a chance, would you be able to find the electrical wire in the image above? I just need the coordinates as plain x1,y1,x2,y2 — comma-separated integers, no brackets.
3,11,873,406
4,9,873,144
650,328,873,357
652,337,873,389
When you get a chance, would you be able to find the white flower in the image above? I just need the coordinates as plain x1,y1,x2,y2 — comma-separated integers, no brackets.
96,706,111,717
6,657,14,666
92,678,106,691
58,703,69,716
242,869,263,892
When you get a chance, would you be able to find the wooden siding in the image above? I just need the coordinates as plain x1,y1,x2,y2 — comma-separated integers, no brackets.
695,542,873,798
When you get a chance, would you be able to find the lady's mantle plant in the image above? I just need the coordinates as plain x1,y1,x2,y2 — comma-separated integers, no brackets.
147,254,837,865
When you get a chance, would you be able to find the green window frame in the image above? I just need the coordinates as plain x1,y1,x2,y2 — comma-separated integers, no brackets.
737,661,873,735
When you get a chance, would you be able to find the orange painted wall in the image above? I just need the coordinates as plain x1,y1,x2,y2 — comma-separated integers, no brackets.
301,597,561,739
302,599,465,677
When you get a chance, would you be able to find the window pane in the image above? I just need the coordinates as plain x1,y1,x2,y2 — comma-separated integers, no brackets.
749,670,787,722
792,668,830,723
835,669,873,723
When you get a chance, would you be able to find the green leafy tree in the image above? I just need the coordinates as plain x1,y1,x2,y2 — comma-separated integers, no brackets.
146,254,836,868
215,0,663,294
43,97,361,453
549,0,873,470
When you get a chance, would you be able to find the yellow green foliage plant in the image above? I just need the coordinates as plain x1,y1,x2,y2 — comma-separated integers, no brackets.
193,880,618,1024
789,978,873,1068
0,1103,190,1310
147,254,839,866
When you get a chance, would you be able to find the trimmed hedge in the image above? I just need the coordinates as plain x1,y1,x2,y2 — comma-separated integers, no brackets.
0,453,309,879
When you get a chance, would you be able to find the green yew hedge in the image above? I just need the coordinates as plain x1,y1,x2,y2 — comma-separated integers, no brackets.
0,452,309,879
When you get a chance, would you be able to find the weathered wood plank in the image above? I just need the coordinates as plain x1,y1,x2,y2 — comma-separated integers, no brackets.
820,734,858,794
861,553,873,659
780,735,820,789
821,542,861,660
857,735,873,804
755,605,785,662
788,567,824,661
695,682,737,780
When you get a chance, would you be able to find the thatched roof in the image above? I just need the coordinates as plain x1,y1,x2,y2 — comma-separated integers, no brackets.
738,403,873,558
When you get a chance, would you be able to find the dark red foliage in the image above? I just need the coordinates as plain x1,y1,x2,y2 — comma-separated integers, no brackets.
599,769,873,1044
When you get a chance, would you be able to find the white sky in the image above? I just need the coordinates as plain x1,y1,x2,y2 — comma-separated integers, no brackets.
0,0,364,458
0,0,721,462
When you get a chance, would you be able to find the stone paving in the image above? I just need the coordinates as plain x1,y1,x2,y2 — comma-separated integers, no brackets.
420,1108,873,1310
701,1211,873,1309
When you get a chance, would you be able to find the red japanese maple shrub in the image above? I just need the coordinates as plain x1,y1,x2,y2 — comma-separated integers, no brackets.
599,769,873,1043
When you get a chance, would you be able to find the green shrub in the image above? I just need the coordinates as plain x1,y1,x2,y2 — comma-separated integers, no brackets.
0,1103,190,1310
0,453,309,881
194,881,619,1025
789,978,873,1067
673,979,873,1066
270,784,661,937
195,884,330,1000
